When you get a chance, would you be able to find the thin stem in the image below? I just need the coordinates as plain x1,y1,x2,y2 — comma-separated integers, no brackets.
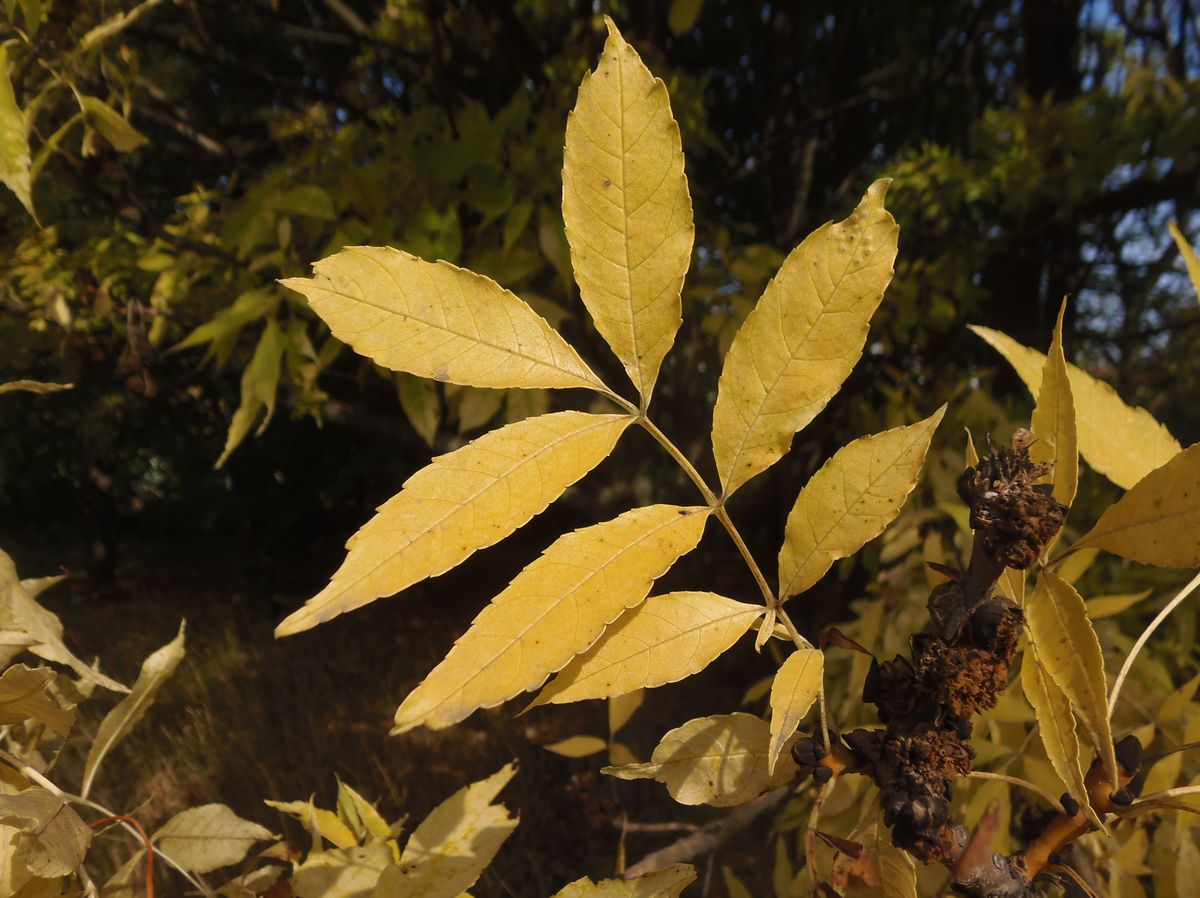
966,770,1061,809
1108,570,1200,719
0,750,214,897
805,781,832,896
1136,784,1200,804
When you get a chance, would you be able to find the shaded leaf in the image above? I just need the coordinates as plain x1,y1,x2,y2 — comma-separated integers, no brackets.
0,664,74,735
532,591,762,707
562,17,693,403
550,864,696,897
609,689,644,736
543,736,608,758
281,247,604,391
82,622,186,797
712,180,898,495
0,787,91,878
767,649,823,775
292,842,391,898
1021,646,1098,827
1030,300,1077,511
153,804,275,873
603,712,796,806
277,412,632,636
396,374,439,447
0,381,71,396
1086,589,1153,620
1025,572,1117,786
778,407,944,600
383,764,517,898
77,96,148,152
1071,443,1200,567
393,505,710,732
970,325,1180,489
1169,221,1200,306
336,781,391,843
216,318,287,467
865,813,918,898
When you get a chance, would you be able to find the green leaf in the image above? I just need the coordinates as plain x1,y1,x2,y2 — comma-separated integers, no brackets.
0,46,35,218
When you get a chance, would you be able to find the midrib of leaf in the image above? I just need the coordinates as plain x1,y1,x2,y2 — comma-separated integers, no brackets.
330,249,599,385
614,52,642,397
436,509,706,707
780,431,920,598
721,217,869,492
334,414,630,592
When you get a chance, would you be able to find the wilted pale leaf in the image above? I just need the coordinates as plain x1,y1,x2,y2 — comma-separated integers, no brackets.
0,664,74,735
0,788,91,878
383,764,517,898
264,799,357,850
970,325,1180,489
82,621,186,797
393,505,710,732
277,411,631,636
0,47,34,218
532,591,762,707
77,96,149,152
292,842,392,898
1025,572,1117,786
562,18,693,403
0,550,126,692
543,736,608,758
1169,221,1200,305
712,180,898,495
550,864,696,897
1030,301,1077,512
1071,443,1200,567
767,649,823,775
281,247,604,391
152,804,274,873
603,712,796,806
1020,646,1098,827
778,407,944,600
1086,589,1153,620
0,381,72,396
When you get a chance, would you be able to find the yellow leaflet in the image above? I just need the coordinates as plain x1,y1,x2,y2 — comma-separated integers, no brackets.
550,864,696,898
1169,221,1200,305
392,505,710,732
608,689,643,736
531,592,762,707
562,18,693,403
778,407,944,601
543,736,608,758
1026,572,1118,787
1030,300,1078,511
1020,647,1099,828
711,181,899,496
264,799,358,850
1086,589,1153,620
384,765,517,898
603,712,796,807
152,805,275,875
766,649,823,775
970,325,1180,489
1071,443,1200,568
336,780,391,842
281,247,604,391
276,412,632,636
867,813,918,898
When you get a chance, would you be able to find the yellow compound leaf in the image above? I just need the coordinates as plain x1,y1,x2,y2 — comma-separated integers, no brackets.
550,864,696,898
711,180,899,496
767,648,823,775
603,712,796,807
1030,300,1078,511
562,17,693,403
1071,443,1200,568
531,591,762,707
1169,221,1200,305
970,325,1180,489
281,246,604,391
276,411,632,636
392,505,710,733
1021,646,1099,828
383,764,517,898
1025,572,1117,787
777,406,944,601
